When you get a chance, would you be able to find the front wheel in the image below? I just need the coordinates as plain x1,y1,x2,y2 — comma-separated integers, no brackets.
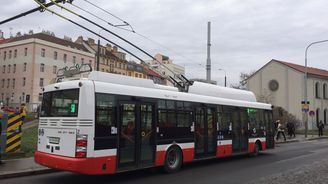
164,146,183,173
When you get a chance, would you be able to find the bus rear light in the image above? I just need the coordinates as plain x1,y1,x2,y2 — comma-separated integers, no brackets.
76,134,88,158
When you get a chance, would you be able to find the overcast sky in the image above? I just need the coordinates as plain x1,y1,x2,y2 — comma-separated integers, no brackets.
1,0,328,86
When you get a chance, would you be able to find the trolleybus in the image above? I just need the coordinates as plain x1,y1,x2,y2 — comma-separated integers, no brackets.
35,71,274,174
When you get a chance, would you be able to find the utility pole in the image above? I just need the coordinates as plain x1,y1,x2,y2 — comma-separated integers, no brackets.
97,39,100,71
206,22,211,83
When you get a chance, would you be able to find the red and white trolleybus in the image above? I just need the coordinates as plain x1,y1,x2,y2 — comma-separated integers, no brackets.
35,71,274,174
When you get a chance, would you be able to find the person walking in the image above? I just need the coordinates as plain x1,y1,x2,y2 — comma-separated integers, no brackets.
286,121,292,139
276,122,286,141
318,120,324,137
19,103,28,132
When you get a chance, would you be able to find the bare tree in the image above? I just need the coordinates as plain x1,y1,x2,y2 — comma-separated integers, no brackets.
230,70,256,90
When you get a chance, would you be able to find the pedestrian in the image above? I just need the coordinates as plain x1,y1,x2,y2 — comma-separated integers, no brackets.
19,103,28,132
19,103,28,122
286,121,293,139
318,120,324,137
276,122,286,141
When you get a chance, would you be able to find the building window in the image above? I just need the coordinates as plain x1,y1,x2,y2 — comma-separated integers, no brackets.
22,92,25,102
315,82,320,98
1,93,3,101
23,63,27,72
12,78,15,89
40,63,45,72
14,49,17,58
39,78,44,87
23,77,26,86
41,49,45,57
73,56,76,65
53,66,57,74
3,51,6,60
7,79,10,88
1,79,4,88
54,51,58,60
2,65,5,73
9,50,12,59
11,93,14,102
323,83,327,99
81,58,84,65
13,64,16,73
316,108,320,125
8,64,11,73
24,48,28,56
63,54,67,63
324,109,327,125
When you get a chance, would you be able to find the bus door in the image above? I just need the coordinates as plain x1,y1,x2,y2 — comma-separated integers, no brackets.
195,107,216,158
118,102,156,170
265,110,275,149
232,108,248,153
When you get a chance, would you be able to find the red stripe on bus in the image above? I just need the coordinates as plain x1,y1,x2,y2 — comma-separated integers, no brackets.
34,151,117,175
248,141,267,153
216,145,232,158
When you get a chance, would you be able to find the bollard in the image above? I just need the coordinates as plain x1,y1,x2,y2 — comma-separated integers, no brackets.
5,113,23,153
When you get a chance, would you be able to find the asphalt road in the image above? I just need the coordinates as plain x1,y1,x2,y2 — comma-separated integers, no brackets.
3,139,328,184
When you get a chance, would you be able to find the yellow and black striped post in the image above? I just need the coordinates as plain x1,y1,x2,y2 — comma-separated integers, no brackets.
5,113,23,153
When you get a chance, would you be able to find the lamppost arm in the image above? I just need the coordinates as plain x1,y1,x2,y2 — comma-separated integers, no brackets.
304,39,328,138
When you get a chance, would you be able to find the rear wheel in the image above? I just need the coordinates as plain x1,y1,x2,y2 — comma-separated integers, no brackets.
164,146,182,173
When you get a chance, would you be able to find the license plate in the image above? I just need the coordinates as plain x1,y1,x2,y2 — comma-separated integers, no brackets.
48,137,60,144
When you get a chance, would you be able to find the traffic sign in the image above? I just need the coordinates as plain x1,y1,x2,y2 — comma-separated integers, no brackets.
309,110,315,117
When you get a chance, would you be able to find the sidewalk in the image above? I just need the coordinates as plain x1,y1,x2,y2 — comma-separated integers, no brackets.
0,157,54,179
275,134,328,144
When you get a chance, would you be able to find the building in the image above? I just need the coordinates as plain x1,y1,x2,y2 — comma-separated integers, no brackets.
76,36,166,84
0,31,95,111
246,59,328,129
147,53,185,81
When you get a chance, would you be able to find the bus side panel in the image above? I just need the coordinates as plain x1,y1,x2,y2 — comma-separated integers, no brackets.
216,140,232,158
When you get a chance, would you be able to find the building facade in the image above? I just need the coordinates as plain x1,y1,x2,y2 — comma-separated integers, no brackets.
0,32,95,111
147,53,185,81
246,59,328,129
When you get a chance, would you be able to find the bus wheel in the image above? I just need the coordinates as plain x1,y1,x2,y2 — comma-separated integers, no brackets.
251,142,260,157
164,146,182,173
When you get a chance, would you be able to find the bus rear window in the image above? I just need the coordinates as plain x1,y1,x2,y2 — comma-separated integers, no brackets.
41,89,79,117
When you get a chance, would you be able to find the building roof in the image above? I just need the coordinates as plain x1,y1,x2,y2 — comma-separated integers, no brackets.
275,60,328,78
144,67,164,78
1,33,89,52
247,59,328,81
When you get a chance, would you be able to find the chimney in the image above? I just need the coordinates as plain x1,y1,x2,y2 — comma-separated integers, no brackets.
113,45,118,52
88,38,95,45
0,30,3,39
75,36,84,44
106,44,112,51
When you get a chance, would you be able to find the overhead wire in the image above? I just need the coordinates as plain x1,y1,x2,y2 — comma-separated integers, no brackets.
47,0,190,86
65,1,193,81
33,0,145,64
73,1,194,67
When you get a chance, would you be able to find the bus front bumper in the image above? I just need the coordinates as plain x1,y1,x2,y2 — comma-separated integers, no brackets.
34,151,117,175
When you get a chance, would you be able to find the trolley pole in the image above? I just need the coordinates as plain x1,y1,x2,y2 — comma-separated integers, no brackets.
97,39,100,71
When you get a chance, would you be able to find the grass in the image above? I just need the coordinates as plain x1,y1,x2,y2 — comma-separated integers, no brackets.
3,126,38,160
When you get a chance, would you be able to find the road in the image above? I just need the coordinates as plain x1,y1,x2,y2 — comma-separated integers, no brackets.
2,139,328,184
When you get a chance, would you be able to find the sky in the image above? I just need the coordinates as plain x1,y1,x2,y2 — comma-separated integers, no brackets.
1,0,328,86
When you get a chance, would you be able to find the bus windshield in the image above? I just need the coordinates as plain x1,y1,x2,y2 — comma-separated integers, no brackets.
40,89,79,117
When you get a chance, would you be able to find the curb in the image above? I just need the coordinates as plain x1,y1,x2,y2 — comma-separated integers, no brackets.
0,168,57,180
275,136,328,144
275,139,300,144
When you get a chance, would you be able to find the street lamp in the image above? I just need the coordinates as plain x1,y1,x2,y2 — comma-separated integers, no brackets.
97,29,104,71
218,68,227,87
304,39,328,138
